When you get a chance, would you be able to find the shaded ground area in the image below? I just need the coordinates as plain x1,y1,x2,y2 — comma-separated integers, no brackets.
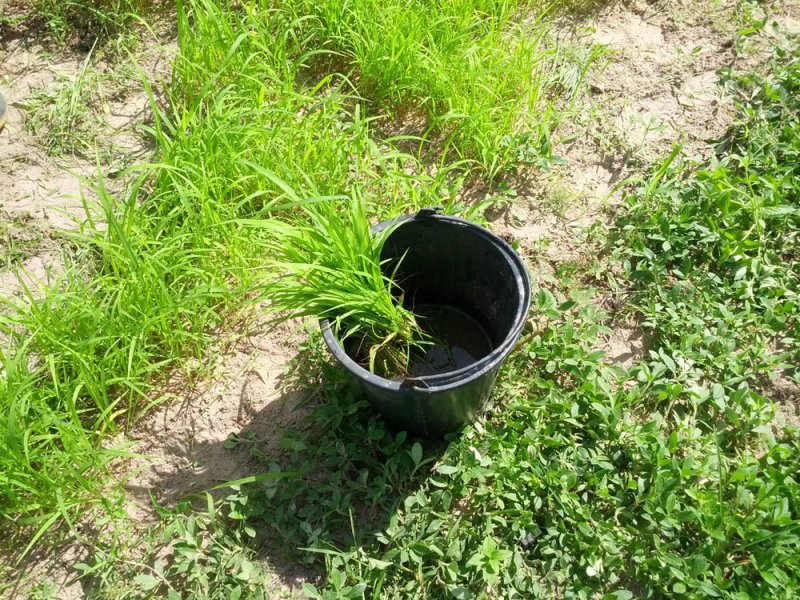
122,318,310,516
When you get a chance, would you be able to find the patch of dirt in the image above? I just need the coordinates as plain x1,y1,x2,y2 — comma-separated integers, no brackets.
121,319,313,518
2,42,98,228
0,14,175,301
491,0,799,248
602,321,646,368
2,540,88,600
769,375,800,430
594,14,734,157
115,315,316,595
0,248,61,298
486,0,799,366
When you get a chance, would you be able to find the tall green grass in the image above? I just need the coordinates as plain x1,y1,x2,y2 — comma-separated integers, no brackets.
173,0,602,179
280,0,603,177
0,165,254,552
294,0,601,178
245,190,427,377
0,0,458,550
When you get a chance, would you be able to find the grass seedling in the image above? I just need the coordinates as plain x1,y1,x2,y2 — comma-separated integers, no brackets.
23,42,103,157
30,0,146,47
244,185,426,378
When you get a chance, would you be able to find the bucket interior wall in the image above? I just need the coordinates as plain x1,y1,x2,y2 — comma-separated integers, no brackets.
380,219,521,349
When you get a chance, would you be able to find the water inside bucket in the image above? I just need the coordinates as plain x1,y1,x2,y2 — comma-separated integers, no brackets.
409,304,493,377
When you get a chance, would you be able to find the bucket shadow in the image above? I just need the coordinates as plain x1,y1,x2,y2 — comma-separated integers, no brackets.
130,335,449,590
216,348,449,588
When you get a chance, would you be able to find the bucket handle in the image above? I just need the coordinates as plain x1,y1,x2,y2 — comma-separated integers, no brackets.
401,377,430,390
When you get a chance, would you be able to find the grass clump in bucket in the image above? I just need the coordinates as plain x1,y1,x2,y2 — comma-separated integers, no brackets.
245,187,426,378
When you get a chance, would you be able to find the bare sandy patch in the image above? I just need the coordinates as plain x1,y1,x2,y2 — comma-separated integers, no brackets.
602,321,646,368
770,374,800,430
0,23,174,302
110,315,318,596
120,318,313,520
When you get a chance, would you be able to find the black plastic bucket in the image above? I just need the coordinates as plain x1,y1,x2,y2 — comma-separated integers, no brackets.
320,208,531,438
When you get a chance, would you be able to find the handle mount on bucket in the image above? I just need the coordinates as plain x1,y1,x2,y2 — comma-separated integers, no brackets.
416,206,443,218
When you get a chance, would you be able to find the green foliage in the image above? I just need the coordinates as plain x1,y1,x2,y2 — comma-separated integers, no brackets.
614,47,800,390
29,0,148,47
0,166,252,551
165,0,460,218
246,191,426,377
280,0,602,177
176,0,601,179
70,496,275,599
226,292,798,599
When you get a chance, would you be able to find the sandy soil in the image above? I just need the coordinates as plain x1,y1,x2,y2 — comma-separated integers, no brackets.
121,318,312,518
772,374,800,429
492,0,800,251
487,0,800,366
0,11,174,301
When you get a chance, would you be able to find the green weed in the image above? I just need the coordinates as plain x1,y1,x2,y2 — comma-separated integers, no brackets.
245,190,426,377
285,0,604,177
29,0,149,48
614,47,800,393
174,0,602,179
0,165,252,556
23,46,107,156
22,495,277,599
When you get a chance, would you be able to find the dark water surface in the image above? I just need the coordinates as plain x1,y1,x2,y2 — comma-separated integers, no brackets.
409,303,493,377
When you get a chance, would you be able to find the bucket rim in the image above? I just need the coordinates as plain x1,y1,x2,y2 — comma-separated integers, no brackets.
320,212,531,392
